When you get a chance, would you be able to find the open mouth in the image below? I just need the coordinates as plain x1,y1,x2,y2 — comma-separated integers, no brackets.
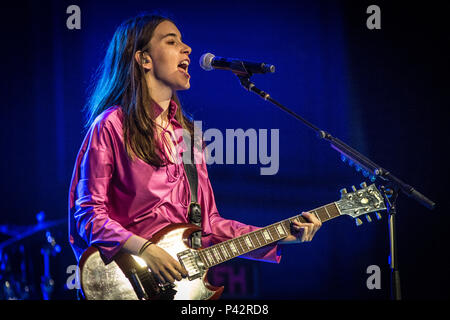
177,60,190,77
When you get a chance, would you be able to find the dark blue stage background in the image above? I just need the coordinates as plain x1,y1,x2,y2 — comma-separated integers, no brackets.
0,0,448,300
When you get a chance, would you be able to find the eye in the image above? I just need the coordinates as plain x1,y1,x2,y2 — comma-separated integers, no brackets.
167,39,177,45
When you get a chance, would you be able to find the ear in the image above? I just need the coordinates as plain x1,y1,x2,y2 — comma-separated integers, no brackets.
135,51,152,70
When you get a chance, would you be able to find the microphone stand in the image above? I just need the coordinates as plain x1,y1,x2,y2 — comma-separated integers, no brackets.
234,72,436,300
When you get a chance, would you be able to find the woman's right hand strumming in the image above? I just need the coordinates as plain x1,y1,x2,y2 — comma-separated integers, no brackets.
140,243,188,284
123,235,188,284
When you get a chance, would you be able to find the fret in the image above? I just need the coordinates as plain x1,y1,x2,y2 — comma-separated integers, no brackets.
307,204,340,223
219,246,227,260
222,243,232,259
220,245,228,260
315,207,328,222
244,235,253,249
229,240,239,255
324,206,331,219
311,209,320,221
269,225,280,240
234,237,244,254
297,214,307,223
272,225,279,238
209,248,218,265
237,240,245,255
262,229,272,242
250,232,261,247
228,242,238,257
286,218,294,234
288,217,295,223
327,203,340,219
312,211,320,221
199,250,209,267
282,220,292,235
238,236,249,252
256,230,266,245
233,238,242,254
205,249,215,265
239,237,248,253
276,223,287,237
214,247,224,262
211,247,220,263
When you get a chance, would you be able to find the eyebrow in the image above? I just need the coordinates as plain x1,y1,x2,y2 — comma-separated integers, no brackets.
160,33,182,41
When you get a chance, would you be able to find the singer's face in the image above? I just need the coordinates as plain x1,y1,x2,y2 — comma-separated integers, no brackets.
147,20,192,92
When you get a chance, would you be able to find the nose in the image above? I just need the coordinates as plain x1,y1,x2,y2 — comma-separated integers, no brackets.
182,42,192,55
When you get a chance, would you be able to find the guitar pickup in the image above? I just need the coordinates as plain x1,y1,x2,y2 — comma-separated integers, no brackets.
177,249,203,281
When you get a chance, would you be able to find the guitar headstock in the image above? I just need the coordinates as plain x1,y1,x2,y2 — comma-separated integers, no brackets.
336,182,387,226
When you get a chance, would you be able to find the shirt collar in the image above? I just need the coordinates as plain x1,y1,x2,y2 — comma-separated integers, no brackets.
150,99,178,121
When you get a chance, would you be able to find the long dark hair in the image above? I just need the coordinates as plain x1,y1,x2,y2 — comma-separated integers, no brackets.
84,13,194,167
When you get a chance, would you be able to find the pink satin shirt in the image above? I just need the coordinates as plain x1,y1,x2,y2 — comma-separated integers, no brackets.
68,100,281,264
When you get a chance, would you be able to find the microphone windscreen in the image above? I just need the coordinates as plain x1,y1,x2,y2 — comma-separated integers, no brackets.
199,53,215,71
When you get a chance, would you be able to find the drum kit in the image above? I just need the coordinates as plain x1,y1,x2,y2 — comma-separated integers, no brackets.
0,211,66,300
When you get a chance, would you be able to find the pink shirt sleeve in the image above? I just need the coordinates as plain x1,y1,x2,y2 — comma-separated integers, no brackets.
73,119,133,263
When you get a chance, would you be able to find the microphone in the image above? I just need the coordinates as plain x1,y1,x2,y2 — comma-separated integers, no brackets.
199,53,275,75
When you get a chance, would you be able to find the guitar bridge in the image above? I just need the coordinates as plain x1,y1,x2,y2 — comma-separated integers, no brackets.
177,249,204,281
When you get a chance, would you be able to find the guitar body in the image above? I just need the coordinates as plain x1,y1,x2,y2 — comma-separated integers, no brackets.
79,224,223,300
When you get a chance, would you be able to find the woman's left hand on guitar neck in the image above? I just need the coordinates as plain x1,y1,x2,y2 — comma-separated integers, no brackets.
280,212,322,244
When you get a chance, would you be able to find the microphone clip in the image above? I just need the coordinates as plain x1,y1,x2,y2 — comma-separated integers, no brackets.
235,73,270,101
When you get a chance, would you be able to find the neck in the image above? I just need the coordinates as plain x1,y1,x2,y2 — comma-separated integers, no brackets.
199,203,341,268
146,77,173,127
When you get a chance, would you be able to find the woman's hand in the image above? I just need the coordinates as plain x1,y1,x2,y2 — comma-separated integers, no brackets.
140,244,188,284
122,235,188,284
280,212,322,244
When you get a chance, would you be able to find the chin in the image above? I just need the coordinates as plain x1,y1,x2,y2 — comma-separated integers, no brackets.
176,82,190,91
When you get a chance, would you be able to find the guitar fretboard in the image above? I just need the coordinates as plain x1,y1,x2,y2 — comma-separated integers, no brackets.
198,203,340,268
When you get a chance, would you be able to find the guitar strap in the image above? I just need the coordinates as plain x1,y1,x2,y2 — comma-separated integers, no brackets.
182,150,202,249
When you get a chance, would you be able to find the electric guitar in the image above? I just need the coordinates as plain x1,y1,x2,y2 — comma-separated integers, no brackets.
79,182,386,300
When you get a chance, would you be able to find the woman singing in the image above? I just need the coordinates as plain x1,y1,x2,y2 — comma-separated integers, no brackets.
68,13,321,291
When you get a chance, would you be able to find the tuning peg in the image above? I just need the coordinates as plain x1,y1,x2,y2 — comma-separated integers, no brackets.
360,182,367,188
351,185,357,192
365,215,372,223
355,218,363,226
375,212,382,220
340,188,348,196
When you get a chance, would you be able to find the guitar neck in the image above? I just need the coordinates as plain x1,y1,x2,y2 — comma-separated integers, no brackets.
198,202,341,268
